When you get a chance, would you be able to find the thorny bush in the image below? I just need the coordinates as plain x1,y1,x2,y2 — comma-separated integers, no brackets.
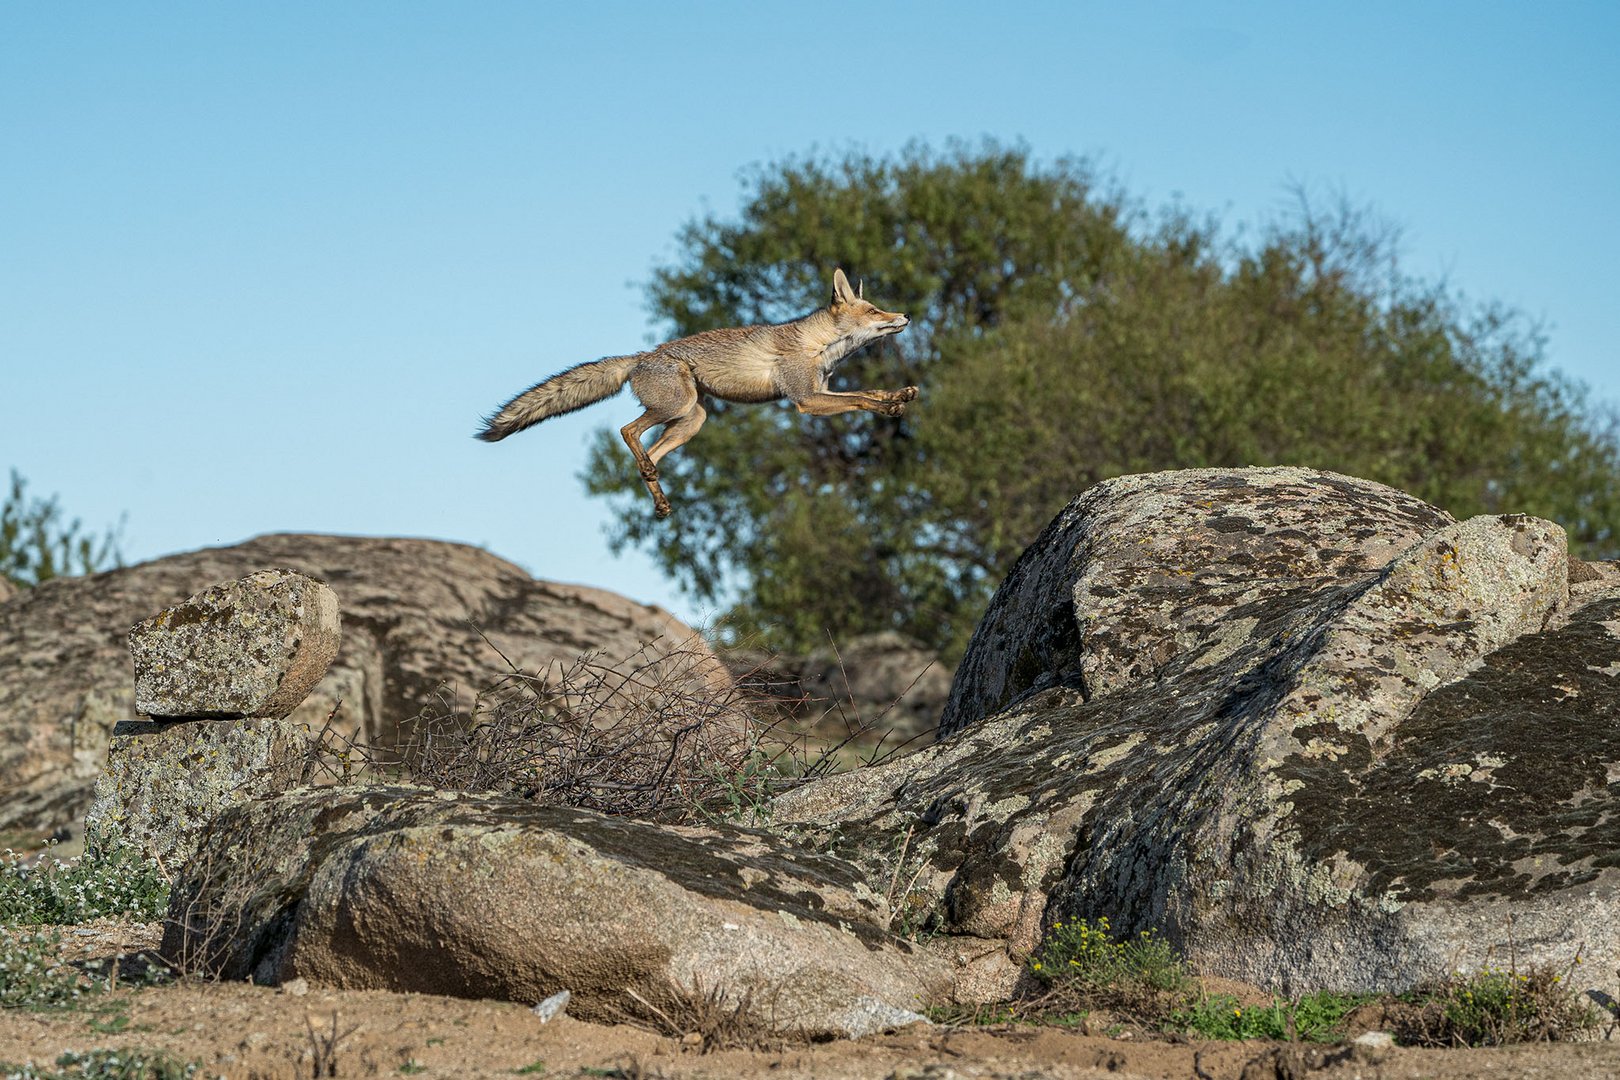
306,636,823,822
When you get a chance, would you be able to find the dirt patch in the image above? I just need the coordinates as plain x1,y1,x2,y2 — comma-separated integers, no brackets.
3,924,1618,1079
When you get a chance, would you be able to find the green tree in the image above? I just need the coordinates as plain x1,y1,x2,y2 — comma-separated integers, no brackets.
585,144,1620,660
918,202,1620,624
1,470,124,588
585,142,1136,650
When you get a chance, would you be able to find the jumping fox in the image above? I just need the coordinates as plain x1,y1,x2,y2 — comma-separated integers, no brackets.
476,268,915,518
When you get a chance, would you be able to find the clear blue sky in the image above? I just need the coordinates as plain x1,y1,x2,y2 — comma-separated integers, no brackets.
4,3,1617,624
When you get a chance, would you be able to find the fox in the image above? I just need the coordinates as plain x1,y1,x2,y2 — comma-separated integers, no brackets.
476,268,915,519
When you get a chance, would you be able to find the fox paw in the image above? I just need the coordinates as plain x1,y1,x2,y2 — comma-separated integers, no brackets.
653,496,673,519
639,463,660,482
880,399,910,417
896,386,919,402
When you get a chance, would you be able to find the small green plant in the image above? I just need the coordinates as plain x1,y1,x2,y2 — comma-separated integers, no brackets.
398,1060,426,1075
696,745,780,826
0,1049,201,1079
0,927,91,1009
1032,917,1189,994
513,1063,547,1076
1401,960,1601,1046
1022,916,1191,1025
0,839,168,925
1172,990,1369,1041
86,1011,131,1034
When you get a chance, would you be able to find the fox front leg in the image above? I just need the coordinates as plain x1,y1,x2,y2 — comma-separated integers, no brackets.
878,386,920,416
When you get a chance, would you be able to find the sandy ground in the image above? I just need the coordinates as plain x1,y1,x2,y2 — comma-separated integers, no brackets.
3,921,1619,1080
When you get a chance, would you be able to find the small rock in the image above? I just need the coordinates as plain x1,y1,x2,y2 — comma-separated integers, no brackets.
1351,1030,1396,1064
531,989,570,1022
129,568,341,720
835,997,932,1038
279,977,310,997
886,1066,961,1080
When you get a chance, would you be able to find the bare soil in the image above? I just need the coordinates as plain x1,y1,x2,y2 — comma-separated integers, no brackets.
3,921,1618,1080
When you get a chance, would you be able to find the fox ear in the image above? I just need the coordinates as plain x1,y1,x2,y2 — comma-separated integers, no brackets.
831,268,857,306
857,278,864,299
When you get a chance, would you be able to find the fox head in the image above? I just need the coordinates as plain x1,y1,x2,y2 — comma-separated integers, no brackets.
828,268,908,348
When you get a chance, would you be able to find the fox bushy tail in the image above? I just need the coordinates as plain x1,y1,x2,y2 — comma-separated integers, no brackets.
476,354,640,442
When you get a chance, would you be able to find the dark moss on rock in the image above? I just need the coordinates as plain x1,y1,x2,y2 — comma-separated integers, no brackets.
1280,597,1620,904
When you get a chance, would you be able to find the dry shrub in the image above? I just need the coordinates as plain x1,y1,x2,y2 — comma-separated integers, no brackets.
1393,957,1602,1047
619,976,797,1053
305,635,819,822
724,634,938,776
158,819,283,980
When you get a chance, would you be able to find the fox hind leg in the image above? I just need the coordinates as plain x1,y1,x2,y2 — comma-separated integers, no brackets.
619,411,665,482
648,403,706,466
622,361,700,518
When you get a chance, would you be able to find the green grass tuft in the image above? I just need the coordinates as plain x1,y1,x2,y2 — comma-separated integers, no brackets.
1171,990,1370,1041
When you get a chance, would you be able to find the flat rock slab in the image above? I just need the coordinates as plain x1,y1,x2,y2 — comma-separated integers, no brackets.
130,569,341,720
84,718,310,871
163,785,949,1039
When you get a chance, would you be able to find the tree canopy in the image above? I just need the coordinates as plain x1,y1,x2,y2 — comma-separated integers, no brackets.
584,142,1620,661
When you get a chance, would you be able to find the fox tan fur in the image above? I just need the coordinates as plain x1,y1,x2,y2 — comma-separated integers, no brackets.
477,268,915,518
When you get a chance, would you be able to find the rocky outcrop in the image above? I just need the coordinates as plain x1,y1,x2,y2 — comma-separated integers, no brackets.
0,577,16,605
164,784,948,1038
0,534,721,842
90,570,343,867
774,468,1619,1002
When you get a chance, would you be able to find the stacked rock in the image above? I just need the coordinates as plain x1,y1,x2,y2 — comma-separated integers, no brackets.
84,568,341,873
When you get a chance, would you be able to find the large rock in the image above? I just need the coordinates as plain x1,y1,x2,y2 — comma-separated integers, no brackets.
773,468,1618,1002
0,535,725,843
163,785,948,1039
0,577,15,605
129,569,341,719
941,467,1455,737
84,718,310,871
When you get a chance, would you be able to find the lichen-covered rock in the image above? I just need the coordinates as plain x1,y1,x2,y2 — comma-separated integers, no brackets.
0,535,725,842
129,569,341,720
162,785,948,1039
940,467,1455,738
84,718,310,871
775,469,1617,1003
